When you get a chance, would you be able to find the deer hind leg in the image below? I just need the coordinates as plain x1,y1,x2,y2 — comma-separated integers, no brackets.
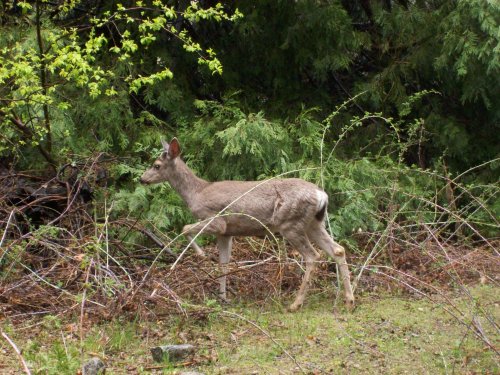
182,217,227,257
282,228,320,312
217,235,232,302
307,223,355,309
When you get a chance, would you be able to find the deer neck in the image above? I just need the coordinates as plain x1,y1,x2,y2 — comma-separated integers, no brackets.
167,158,209,208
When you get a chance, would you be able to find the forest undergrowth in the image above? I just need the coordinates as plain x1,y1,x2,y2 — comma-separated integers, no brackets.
0,128,498,373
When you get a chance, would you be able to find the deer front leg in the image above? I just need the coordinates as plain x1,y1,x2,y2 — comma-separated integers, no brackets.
217,235,232,302
183,219,232,301
182,218,227,257
184,233,206,257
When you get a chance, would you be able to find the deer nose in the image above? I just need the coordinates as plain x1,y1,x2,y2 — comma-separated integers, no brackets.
139,177,147,184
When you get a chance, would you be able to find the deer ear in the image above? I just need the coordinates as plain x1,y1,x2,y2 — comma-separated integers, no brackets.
160,139,169,159
161,139,169,151
168,138,181,159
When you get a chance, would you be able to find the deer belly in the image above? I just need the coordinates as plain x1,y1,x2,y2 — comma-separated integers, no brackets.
222,215,274,237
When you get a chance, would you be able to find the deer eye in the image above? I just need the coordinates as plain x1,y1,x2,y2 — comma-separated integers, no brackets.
153,164,160,170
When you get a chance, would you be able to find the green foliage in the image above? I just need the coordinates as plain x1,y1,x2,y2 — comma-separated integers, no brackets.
354,0,500,171
112,180,192,231
0,0,241,164
181,96,291,180
436,0,500,105
0,0,498,244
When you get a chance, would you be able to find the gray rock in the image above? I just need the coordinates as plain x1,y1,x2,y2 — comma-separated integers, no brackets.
82,357,106,375
150,344,195,363
179,372,205,375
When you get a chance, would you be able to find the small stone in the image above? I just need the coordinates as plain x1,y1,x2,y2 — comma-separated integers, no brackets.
150,344,195,363
82,357,106,375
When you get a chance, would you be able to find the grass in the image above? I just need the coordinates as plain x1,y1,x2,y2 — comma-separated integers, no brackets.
0,285,498,374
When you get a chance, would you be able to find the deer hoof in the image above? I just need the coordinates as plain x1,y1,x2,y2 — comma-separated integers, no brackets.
333,245,345,256
218,294,231,304
345,297,355,311
288,302,302,312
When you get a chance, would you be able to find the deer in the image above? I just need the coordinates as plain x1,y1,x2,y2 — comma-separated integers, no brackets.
140,138,355,311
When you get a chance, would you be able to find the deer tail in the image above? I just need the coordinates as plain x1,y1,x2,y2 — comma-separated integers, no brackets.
315,190,328,221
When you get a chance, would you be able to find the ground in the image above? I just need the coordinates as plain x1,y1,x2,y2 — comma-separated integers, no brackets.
0,285,498,374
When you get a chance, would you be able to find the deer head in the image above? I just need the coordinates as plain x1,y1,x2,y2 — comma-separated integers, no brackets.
140,138,181,185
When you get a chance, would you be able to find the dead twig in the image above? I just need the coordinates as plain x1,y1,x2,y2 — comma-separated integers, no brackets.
0,209,16,263
1,330,32,375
